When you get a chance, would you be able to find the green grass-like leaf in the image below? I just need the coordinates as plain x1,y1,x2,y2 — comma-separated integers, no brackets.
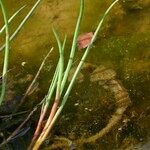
0,0,42,51
0,0,10,105
0,5,26,34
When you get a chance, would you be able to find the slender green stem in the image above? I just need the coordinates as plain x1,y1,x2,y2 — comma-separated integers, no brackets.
53,29,67,100
53,28,63,99
45,65,59,105
0,5,26,34
60,0,84,92
0,0,10,105
0,0,42,51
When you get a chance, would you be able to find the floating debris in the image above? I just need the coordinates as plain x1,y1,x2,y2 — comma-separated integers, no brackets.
74,103,79,106
21,62,27,67
77,32,93,50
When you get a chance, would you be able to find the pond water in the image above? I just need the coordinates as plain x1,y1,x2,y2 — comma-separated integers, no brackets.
0,0,150,149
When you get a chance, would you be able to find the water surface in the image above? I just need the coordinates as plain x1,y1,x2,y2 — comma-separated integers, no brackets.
0,0,150,149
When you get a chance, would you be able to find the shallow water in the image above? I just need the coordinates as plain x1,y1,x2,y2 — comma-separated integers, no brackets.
0,0,150,149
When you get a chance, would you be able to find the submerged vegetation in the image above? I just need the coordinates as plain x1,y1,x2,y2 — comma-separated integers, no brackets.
0,0,149,149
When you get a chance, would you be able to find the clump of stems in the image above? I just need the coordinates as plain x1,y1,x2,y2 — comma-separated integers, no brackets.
31,0,119,149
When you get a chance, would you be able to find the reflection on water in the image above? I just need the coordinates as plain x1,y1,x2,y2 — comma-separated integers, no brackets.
0,0,150,149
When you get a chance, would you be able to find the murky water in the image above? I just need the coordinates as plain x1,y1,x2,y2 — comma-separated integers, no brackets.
0,0,150,149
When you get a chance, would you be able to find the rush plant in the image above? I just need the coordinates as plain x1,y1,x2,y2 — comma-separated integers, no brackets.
0,0,42,105
31,0,119,149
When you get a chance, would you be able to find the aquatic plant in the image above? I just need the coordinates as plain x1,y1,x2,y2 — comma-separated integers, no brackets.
31,0,120,149
0,0,42,105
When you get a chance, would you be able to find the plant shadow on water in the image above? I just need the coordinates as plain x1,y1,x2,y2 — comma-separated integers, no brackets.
0,0,150,149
